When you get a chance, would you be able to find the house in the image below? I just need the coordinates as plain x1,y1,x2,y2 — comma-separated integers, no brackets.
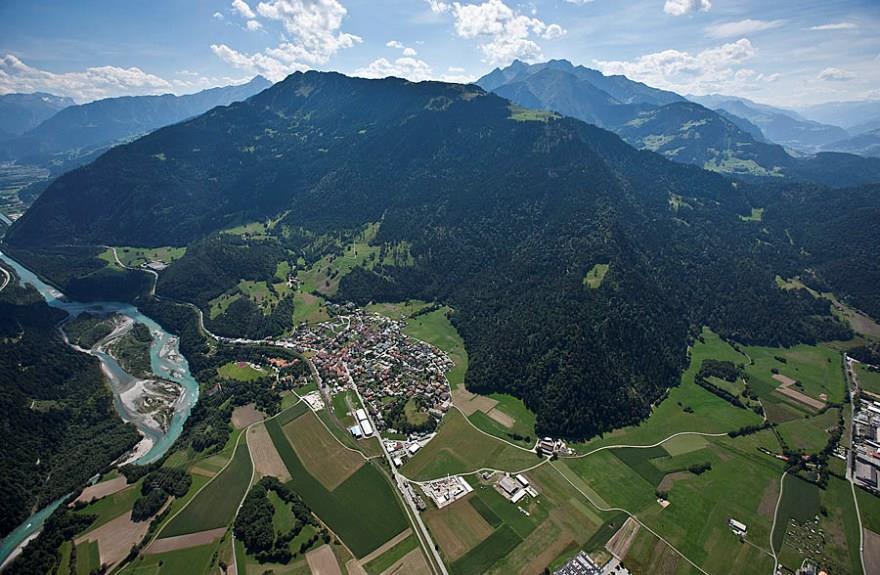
728,518,747,536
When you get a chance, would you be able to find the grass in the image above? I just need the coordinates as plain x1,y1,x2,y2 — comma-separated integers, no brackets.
121,541,218,575
112,246,186,267
404,398,430,427
856,487,880,534
75,540,100,575
508,105,559,122
856,362,880,396
365,300,432,319
58,541,72,574
161,437,252,537
772,474,821,552
265,412,408,558
468,496,503,528
363,535,419,575
76,482,141,530
582,263,609,289
283,410,365,490
449,525,521,575
611,446,668,487
467,393,537,448
739,207,764,222
775,408,838,454
217,361,268,382
401,410,538,480
743,342,845,411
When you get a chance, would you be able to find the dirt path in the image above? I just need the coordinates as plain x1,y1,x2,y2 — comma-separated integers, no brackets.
357,529,413,565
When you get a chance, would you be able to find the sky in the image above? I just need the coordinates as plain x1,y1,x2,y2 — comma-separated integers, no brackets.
0,0,877,108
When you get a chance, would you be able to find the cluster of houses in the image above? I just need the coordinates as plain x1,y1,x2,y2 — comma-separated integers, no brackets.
385,438,430,467
284,307,454,438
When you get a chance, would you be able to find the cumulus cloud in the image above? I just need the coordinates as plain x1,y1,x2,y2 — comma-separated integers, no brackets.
817,67,854,81
593,38,765,95
232,0,257,19
213,11,225,20
563,0,595,4
809,22,857,31
403,47,418,57
246,19,263,31
664,0,711,17
430,0,564,65
211,0,361,81
386,40,404,49
0,53,174,102
353,56,472,84
705,19,783,39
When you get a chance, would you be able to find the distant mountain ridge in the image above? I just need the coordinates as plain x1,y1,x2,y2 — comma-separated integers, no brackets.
0,76,272,167
477,60,880,185
688,94,849,151
0,92,74,139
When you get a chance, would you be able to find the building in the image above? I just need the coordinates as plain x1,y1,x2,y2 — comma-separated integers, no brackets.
553,551,601,575
728,518,747,536
349,424,363,438
497,475,520,496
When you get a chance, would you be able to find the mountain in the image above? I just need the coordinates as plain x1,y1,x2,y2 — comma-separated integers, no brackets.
0,92,73,140
477,61,880,183
6,71,855,439
0,76,272,166
689,95,848,151
798,99,880,130
822,128,880,158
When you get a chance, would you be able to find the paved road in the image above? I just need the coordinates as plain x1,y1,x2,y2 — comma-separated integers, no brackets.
0,265,10,293
843,354,867,575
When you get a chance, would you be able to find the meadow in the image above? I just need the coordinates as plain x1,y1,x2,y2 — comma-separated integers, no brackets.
217,361,268,382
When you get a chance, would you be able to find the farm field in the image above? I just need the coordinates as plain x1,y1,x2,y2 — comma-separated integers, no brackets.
400,409,539,480
111,246,186,268
75,540,100,575
160,437,252,537
265,409,409,558
120,540,219,575
75,480,141,529
217,361,268,381
283,410,365,489
363,534,420,575
855,362,880,396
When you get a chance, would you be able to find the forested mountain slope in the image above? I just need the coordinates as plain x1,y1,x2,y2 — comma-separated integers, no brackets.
0,92,73,139
5,71,856,438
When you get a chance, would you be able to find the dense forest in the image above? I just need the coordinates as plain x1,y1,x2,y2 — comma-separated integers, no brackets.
4,71,869,439
0,268,139,539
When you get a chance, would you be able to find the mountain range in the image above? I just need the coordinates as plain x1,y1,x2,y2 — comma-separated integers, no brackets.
0,76,271,171
0,92,74,140
476,60,880,185
7,70,867,438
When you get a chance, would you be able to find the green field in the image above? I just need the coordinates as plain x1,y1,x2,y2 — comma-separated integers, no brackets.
739,207,764,222
467,393,537,448
856,487,880,533
772,474,820,551
450,525,521,575
75,481,141,530
401,410,538,480
75,540,100,575
112,246,186,267
856,362,880,396
744,342,845,410
121,541,219,575
161,437,252,537
217,361,268,382
776,407,838,454
402,306,468,388
582,263,609,288
364,535,420,575
265,411,408,557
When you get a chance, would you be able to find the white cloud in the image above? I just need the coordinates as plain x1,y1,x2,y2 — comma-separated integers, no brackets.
386,40,404,49
664,0,711,17
211,0,361,81
353,56,472,84
593,38,761,95
246,19,263,31
817,67,854,81
809,22,857,31
0,53,174,102
435,0,564,65
232,0,257,19
213,11,225,20
564,0,595,4
705,19,783,39
403,47,418,57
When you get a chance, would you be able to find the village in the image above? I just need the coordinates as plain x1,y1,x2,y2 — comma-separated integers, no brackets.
849,355,880,492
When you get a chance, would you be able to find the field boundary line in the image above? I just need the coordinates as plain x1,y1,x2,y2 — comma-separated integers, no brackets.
549,460,711,575
769,470,787,574
564,431,729,460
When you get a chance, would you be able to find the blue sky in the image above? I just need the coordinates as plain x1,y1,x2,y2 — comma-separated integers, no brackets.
0,0,877,107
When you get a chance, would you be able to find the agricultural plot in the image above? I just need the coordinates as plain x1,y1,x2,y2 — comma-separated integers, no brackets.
855,362,880,396
363,535,420,575
75,540,100,575
744,343,845,414
467,393,537,449
161,438,252,537
265,411,408,558
582,263,609,288
75,481,142,529
400,410,538,481
112,246,186,268
283,410,365,489
776,407,839,454
423,495,495,562
217,361,268,381
121,540,219,575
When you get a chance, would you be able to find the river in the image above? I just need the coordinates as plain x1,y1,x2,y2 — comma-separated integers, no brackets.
0,249,200,567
